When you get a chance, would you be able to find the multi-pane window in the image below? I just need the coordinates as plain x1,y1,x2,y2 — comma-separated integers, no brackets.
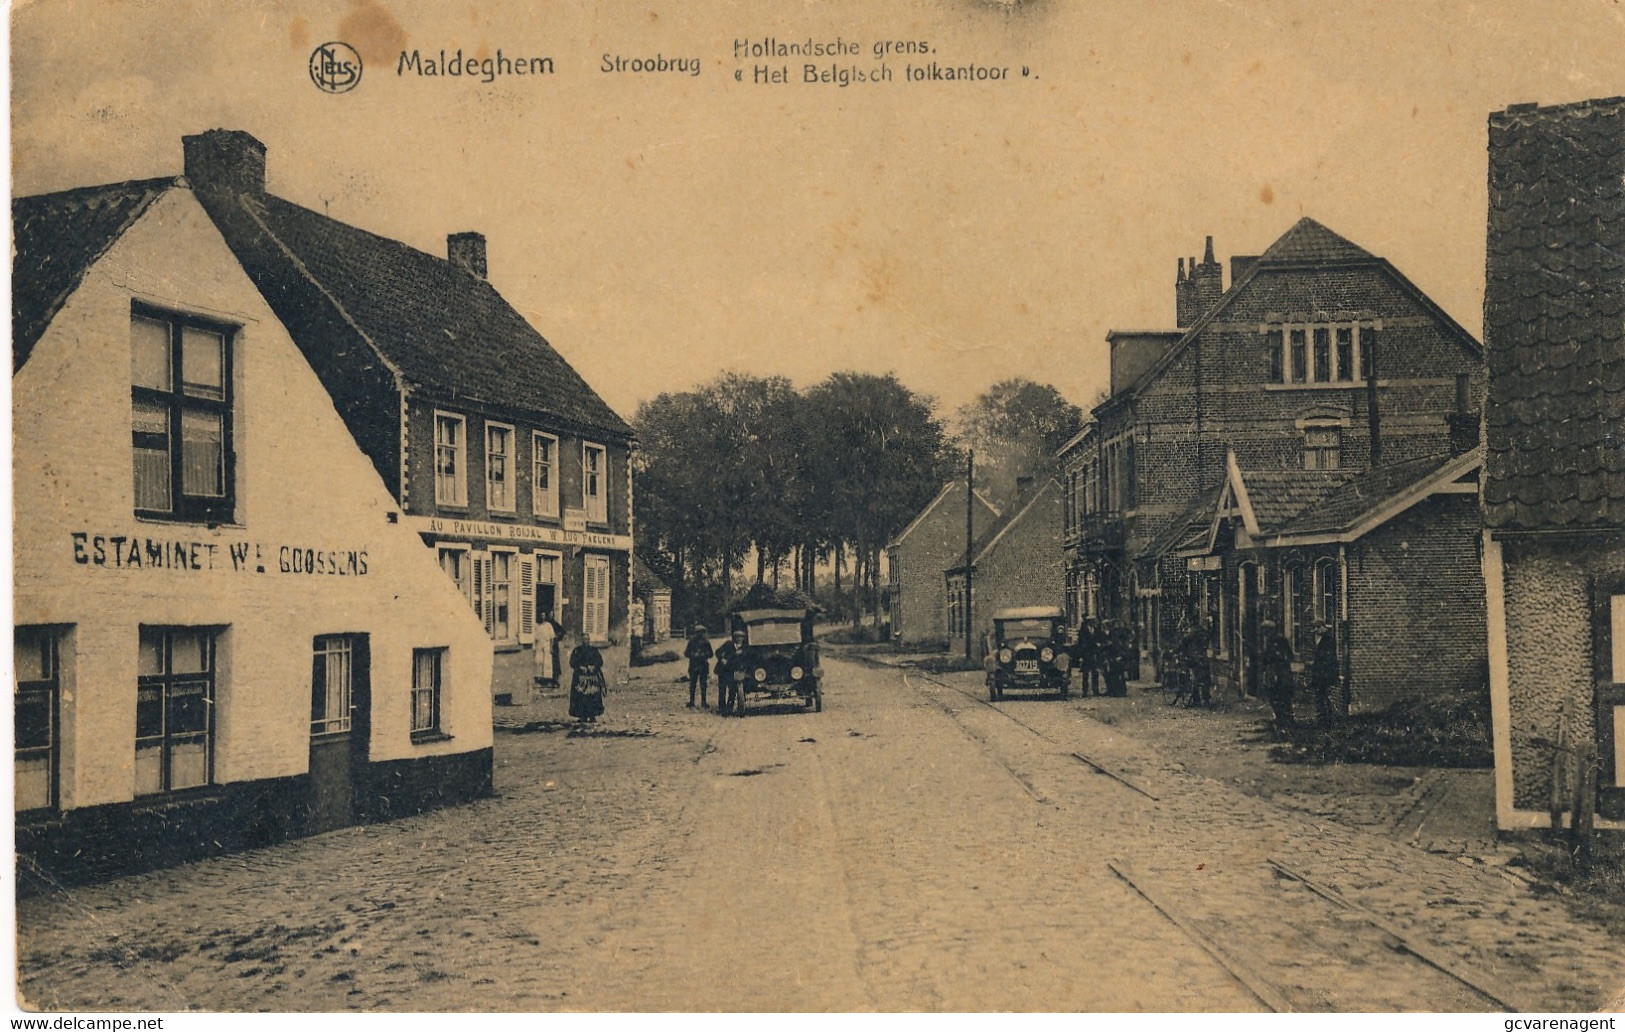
15,626,60,813
490,551,513,641
136,627,214,796
486,423,514,512
438,547,471,606
583,442,608,524
434,412,467,506
1314,559,1340,625
532,432,559,517
946,574,969,638
411,648,444,735
1268,323,1379,386
311,636,354,736
131,309,232,522
1303,425,1342,470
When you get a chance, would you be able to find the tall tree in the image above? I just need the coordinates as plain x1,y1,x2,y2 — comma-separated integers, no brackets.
801,372,953,625
953,378,1084,509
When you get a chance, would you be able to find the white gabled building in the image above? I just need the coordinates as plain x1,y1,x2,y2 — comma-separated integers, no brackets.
13,169,495,885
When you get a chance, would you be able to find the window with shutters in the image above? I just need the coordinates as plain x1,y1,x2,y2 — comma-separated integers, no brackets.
532,432,559,518
519,553,537,643
438,546,472,608
583,442,608,525
131,307,234,523
136,626,215,796
583,554,611,643
489,549,514,643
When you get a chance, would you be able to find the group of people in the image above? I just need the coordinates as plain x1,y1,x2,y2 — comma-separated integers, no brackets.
682,625,747,710
1070,618,1134,697
1081,613,1343,734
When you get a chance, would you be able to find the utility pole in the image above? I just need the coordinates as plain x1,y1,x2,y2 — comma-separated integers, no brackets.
964,450,975,661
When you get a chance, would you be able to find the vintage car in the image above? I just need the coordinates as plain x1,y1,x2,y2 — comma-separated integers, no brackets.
723,608,823,716
984,605,1072,700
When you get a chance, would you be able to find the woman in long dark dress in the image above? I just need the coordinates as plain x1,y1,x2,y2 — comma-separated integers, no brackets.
569,640,606,722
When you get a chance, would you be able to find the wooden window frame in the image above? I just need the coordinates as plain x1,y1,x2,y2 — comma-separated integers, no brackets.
311,635,355,737
14,626,61,814
582,442,608,526
434,411,468,508
485,421,515,513
131,305,235,524
410,648,445,738
531,431,560,519
135,626,216,797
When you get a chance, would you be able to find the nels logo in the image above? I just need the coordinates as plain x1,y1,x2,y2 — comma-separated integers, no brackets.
310,42,363,94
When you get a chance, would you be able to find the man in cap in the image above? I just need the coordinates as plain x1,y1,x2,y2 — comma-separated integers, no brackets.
1259,618,1296,733
684,625,714,708
714,627,748,714
1309,620,1340,722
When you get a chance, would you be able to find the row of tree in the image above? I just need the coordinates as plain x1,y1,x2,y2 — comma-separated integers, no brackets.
633,371,1084,630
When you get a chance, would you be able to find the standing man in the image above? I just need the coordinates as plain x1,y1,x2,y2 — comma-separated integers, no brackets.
1309,621,1339,722
1181,618,1213,708
714,627,747,715
684,625,714,709
1074,617,1101,697
1259,619,1296,733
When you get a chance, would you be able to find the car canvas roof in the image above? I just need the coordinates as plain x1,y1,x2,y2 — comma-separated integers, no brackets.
734,608,807,623
992,606,1063,621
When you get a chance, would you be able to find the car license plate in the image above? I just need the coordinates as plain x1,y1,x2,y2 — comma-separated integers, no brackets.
1015,659,1038,673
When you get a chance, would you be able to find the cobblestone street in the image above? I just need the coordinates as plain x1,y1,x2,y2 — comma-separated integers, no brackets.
16,652,1625,1012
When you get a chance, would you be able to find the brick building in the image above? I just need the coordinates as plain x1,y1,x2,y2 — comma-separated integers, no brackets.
1168,449,1485,712
181,130,636,705
1061,220,1486,703
12,168,494,884
946,478,1064,658
1482,96,1625,831
887,480,999,646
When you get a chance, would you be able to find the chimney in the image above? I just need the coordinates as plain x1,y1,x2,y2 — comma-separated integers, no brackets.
448,232,487,279
182,129,266,195
1190,235,1224,318
1230,255,1259,282
1175,257,1198,327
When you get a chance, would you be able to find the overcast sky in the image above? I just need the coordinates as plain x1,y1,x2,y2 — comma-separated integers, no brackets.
13,0,1625,423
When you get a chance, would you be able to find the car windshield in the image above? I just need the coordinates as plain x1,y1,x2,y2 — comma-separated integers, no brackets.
744,620,803,646
997,619,1054,640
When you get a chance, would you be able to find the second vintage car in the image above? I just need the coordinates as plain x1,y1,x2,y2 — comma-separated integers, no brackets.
985,606,1072,700
722,608,823,716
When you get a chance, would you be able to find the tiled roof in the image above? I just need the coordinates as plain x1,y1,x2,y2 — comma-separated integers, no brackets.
1269,452,1461,538
193,186,633,439
12,178,176,372
951,477,1056,570
1257,217,1376,265
1137,485,1223,560
1236,467,1354,532
633,554,668,592
1484,96,1625,530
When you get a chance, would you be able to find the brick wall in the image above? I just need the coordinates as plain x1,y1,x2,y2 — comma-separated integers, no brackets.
970,484,1065,649
893,484,996,644
1345,494,1487,711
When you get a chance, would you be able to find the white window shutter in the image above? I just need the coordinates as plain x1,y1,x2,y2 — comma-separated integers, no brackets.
480,554,495,637
519,554,536,643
